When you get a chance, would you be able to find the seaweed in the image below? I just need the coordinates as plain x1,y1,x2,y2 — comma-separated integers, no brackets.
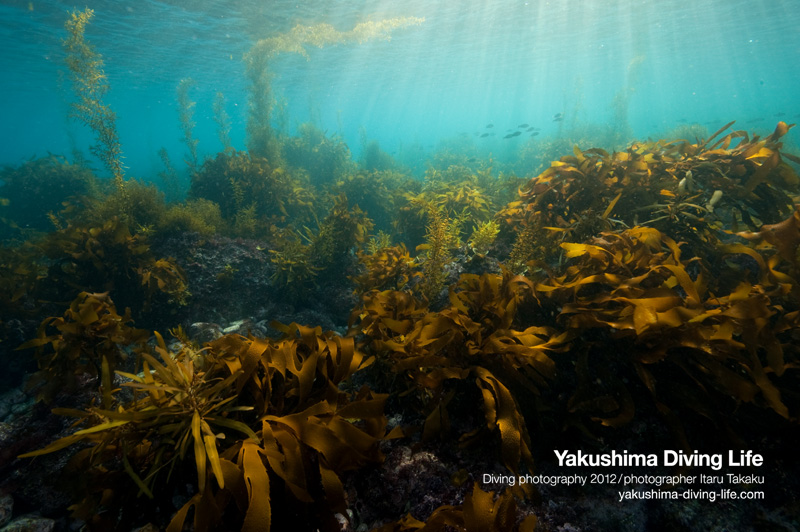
535,227,797,442
157,147,184,203
268,234,320,301
283,124,355,186
499,123,800,270
468,221,500,257
21,322,395,531
354,243,419,293
87,179,167,233
213,91,233,154
331,169,416,234
18,291,148,404
39,217,188,314
374,482,537,532
352,272,568,476
176,78,200,171
63,9,125,195
161,198,224,236
190,149,314,235
417,204,461,302
310,193,373,274
243,16,424,160
0,155,97,237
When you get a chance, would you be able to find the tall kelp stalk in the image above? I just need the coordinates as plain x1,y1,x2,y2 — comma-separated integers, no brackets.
63,9,126,196
176,77,199,171
243,16,425,160
213,91,233,153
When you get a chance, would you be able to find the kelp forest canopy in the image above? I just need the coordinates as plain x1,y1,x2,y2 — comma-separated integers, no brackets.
1,5,800,532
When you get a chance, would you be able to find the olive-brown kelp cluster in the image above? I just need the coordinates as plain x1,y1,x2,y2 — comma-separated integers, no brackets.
1,7,799,532
4,120,798,529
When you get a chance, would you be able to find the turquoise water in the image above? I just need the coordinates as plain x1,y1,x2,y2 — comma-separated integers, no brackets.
1,0,799,179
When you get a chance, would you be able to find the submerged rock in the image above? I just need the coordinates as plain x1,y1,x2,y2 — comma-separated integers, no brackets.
0,494,12,528
0,515,54,532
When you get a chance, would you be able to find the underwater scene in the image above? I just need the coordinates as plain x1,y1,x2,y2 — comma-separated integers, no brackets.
1,0,800,530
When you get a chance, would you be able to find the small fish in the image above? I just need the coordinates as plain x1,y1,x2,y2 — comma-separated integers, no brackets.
532,127,541,131
553,117,563,122
530,132,539,136
775,112,786,117
503,131,522,139
526,126,535,131
517,123,529,128
553,113,562,118
467,157,477,162
480,133,490,138
485,123,494,128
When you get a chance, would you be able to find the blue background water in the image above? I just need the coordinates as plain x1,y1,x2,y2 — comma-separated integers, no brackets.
1,0,799,181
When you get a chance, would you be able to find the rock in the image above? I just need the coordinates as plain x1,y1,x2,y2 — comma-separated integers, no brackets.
0,515,55,532
0,494,12,528
222,319,248,334
189,322,222,343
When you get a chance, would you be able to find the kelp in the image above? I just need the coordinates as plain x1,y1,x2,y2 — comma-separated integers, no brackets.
310,193,373,274
244,17,424,159
39,216,189,312
176,78,199,171
373,483,537,532
499,121,799,266
0,155,96,236
268,195,373,301
351,271,568,477
189,150,315,233
18,291,148,404
283,123,355,186
534,227,797,440
417,204,462,302
13,116,800,529
0,242,45,318
268,234,321,301
63,9,125,194
167,324,398,531
737,204,800,267
21,320,395,531
468,220,500,257
354,243,420,293
394,165,515,252
330,169,416,234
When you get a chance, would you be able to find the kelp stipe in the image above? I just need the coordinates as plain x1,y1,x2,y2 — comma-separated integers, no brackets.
63,9,126,198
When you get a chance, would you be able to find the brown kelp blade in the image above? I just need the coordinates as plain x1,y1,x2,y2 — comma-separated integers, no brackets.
698,120,736,151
